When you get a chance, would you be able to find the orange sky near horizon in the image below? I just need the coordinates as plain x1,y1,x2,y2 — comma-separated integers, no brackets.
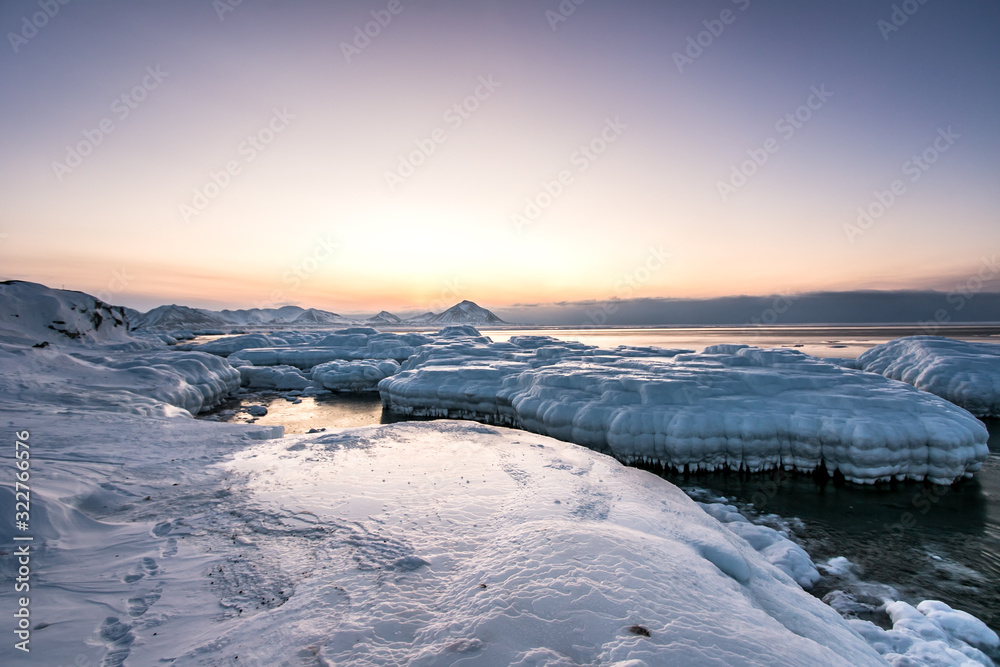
1,1,998,314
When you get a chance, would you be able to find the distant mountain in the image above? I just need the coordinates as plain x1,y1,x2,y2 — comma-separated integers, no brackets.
405,300,504,325
132,304,353,329
130,300,503,329
218,306,351,326
366,310,402,325
432,300,505,324
291,308,353,325
405,312,438,324
135,304,230,330
219,306,304,325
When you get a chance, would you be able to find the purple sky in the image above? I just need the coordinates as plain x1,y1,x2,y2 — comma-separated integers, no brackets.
2,0,998,314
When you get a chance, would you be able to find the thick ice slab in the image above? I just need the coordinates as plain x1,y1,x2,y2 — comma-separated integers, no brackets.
236,363,315,391
856,336,1000,417
380,339,989,484
183,331,328,356
228,327,434,369
311,358,400,391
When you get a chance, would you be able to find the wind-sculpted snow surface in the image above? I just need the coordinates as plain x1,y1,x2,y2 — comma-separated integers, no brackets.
856,336,1000,417
192,421,885,666
0,345,241,416
380,340,989,484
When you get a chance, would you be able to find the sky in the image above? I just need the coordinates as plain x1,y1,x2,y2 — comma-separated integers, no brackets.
1,0,998,317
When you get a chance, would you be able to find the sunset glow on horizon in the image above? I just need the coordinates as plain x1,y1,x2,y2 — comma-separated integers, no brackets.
2,0,998,314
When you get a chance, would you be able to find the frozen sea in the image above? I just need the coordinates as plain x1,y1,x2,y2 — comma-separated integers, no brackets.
478,324,1000,360
204,325,1000,634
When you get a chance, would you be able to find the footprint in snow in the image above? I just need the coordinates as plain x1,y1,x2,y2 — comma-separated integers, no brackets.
161,537,178,558
122,557,159,583
393,555,430,572
127,587,162,618
98,616,135,667
151,521,172,537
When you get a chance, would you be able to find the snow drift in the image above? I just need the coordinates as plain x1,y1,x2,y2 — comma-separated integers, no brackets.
0,280,135,347
0,282,240,415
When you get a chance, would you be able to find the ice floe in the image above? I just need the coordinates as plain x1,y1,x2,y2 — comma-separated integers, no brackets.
856,336,1000,417
237,364,315,390
381,339,989,484
311,358,401,392
228,327,433,369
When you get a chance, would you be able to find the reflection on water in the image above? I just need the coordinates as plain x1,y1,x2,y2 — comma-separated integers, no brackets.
204,392,391,434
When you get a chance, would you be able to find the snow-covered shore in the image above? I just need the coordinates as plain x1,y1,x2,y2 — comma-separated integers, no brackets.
2,281,999,665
